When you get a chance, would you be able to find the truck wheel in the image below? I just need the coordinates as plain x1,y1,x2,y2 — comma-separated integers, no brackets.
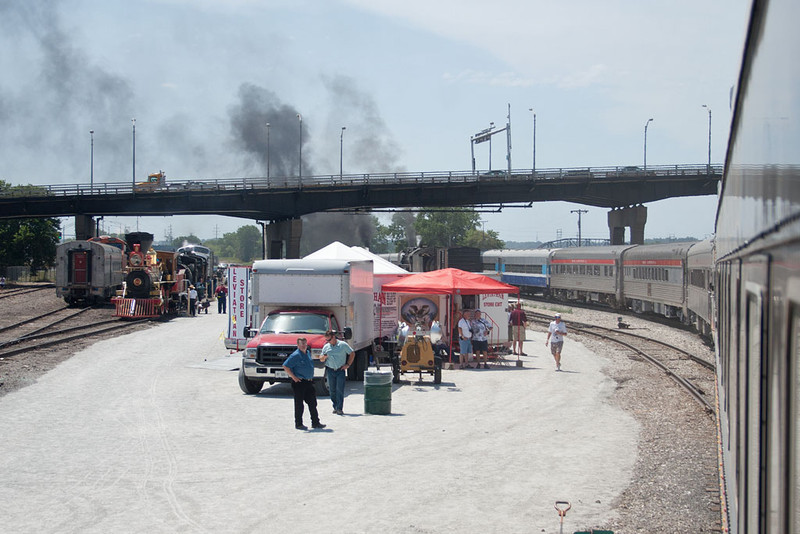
314,377,330,397
238,367,263,394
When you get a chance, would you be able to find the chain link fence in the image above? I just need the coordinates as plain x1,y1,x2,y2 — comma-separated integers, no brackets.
2,266,56,283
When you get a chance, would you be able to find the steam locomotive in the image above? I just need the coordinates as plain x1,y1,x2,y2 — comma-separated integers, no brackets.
112,232,213,318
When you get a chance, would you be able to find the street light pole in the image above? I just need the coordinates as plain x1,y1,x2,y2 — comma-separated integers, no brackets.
643,118,653,172
340,126,346,178
266,122,270,180
702,105,712,174
89,130,94,190
297,114,302,180
488,122,494,171
131,118,136,188
528,108,536,173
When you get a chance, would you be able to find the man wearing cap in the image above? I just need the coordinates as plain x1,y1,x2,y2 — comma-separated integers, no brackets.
320,330,354,415
545,313,568,371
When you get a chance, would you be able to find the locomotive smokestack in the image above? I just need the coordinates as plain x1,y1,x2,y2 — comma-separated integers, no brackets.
125,232,155,252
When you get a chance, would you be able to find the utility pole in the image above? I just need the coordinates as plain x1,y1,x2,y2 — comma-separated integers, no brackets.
571,209,588,247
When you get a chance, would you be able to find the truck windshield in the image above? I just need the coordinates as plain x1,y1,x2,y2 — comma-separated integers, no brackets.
260,313,329,334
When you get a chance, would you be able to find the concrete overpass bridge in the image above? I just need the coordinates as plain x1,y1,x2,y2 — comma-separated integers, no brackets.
0,164,720,256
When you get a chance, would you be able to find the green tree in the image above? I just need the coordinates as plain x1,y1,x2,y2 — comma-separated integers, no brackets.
171,234,202,248
463,228,505,251
0,181,59,273
0,218,60,273
415,209,480,247
234,225,262,262
389,212,416,251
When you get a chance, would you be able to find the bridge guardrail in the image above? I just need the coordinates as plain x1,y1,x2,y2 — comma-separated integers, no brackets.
1,164,722,198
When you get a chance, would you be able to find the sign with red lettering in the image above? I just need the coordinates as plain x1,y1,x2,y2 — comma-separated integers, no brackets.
226,266,251,350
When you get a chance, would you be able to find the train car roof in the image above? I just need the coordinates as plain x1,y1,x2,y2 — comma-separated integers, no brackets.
551,245,635,259
482,249,552,259
623,242,697,260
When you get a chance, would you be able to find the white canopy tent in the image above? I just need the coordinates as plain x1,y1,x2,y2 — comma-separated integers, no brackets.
305,242,409,337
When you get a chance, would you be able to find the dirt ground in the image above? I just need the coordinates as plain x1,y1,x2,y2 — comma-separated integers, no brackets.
0,288,720,533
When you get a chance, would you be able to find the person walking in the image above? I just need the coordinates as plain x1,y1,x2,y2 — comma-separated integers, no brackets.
470,309,492,369
188,285,198,317
282,338,326,430
215,283,228,314
545,313,568,371
457,309,473,369
320,330,354,415
509,302,528,356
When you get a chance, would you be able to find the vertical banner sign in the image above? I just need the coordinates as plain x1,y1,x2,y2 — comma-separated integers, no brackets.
479,293,509,343
375,291,399,338
225,266,251,350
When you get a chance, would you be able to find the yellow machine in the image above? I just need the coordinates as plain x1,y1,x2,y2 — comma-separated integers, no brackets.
134,170,166,191
392,324,442,384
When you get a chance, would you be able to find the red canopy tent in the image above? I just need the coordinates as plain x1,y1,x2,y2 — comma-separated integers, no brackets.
380,268,519,363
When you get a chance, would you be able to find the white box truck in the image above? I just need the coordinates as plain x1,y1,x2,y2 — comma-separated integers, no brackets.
238,259,374,395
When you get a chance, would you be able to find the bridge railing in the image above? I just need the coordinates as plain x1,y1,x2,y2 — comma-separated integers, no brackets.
1,164,722,198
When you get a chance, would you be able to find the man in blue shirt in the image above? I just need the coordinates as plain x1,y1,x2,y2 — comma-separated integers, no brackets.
282,338,326,430
320,330,354,415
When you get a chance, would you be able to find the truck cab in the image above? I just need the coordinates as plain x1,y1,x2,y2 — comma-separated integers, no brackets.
134,170,166,191
239,309,352,395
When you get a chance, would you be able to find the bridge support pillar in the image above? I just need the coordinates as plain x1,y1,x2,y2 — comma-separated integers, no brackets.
266,218,303,259
75,215,95,240
607,205,647,245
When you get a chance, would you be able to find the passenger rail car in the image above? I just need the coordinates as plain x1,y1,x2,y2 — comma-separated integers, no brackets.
713,0,800,531
622,242,693,319
549,245,633,307
686,239,714,336
55,239,125,304
482,249,550,295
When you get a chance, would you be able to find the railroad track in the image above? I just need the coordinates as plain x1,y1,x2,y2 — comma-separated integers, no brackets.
0,285,54,300
526,311,716,414
0,306,149,359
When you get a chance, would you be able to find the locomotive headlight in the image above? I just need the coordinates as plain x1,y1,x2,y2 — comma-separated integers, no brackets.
244,347,256,359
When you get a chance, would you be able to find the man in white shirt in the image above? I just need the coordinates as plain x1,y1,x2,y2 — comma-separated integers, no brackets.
545,313,568,371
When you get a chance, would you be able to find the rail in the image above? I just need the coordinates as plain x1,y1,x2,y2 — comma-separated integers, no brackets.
1,164,723,198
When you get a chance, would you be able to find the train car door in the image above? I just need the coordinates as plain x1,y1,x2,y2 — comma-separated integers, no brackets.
71,250,89,285
739,255,769,534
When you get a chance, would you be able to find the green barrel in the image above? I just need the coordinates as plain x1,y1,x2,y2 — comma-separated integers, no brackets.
364,370,393,415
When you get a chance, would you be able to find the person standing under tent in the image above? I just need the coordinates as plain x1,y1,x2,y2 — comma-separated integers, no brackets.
470,309,492,369
457,309,473,369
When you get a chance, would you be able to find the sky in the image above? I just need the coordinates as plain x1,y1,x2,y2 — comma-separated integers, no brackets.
0,0,752,245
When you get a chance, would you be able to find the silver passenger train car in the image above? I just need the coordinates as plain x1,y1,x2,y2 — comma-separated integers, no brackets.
549,245,633,307
713,0,800,530
55,239,125,304
622,241,694,319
